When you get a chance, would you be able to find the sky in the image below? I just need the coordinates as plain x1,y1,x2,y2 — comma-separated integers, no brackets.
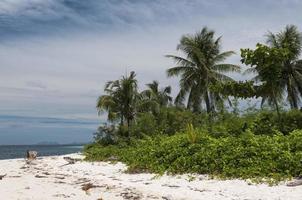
0,0,301,144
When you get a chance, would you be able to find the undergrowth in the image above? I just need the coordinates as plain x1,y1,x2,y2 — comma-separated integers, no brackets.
84,129,302,183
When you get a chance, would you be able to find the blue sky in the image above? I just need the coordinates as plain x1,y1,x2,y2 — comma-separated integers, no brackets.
0,0,301,144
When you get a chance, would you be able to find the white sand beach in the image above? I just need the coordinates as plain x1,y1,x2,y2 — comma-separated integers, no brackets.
0,153,301,200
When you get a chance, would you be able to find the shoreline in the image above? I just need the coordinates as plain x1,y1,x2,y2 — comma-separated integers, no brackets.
0,153,301,200
0,152,83,161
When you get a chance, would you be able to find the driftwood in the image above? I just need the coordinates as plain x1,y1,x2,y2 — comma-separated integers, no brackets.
35,175,47,178
0,174,7,180
287,178,302,187
63,157,76,164
81,183,96,191
60,157,81,167
81,183,101,194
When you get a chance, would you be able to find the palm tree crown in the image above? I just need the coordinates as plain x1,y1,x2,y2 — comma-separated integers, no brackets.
139,81,172,114
166,27,240,113
97,71,138,128
266,25,302,109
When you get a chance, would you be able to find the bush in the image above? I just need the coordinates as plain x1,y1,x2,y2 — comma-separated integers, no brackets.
250,110,302,135
129,107,205,137
279,109,302,134
156,107,205,135
251,111,278,135
93,125,117,146
130,113,158,137
85,129,302,182
210,112,249,137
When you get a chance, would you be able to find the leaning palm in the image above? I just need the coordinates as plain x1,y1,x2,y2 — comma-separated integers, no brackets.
265,25,302,109
166,27,240,113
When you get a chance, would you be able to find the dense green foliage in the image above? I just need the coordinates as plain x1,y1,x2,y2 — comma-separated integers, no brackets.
88,109,302,182
89,25,302,182
250,110,302,135
166,27,240,113
210,81,258,99
210,25,302,112
266,25,302,109
241,44,289,115
85,129,302,182
97,71,138,136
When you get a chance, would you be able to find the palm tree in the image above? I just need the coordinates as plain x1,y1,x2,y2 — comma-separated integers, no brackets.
266,25,302,109
166,27,240,113
97,71,138,131
139,81,172,114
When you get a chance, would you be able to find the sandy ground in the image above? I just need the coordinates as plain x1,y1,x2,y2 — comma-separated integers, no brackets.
0,153,301,200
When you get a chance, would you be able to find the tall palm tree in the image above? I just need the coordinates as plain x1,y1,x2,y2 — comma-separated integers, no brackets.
166,27,240,113
139,81,172,114
266,25,302,109
97,71,138,130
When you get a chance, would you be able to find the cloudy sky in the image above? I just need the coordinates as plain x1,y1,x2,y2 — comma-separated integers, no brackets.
0,0,301,144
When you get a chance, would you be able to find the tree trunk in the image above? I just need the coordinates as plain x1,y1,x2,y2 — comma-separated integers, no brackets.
272,90,281,122
126,117,130,138
120,116,124,126
204,91,213,132
287,81,298,109
204,91,211,114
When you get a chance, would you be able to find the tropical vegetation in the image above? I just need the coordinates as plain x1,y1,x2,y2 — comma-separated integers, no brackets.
166,27,240,113
87,25,302,183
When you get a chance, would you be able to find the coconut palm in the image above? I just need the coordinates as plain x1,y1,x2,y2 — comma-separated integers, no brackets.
266,25,302,109
139,81,172,114
97,71,138,130
166,27,240,113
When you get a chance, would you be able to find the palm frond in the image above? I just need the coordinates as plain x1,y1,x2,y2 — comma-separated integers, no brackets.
243,67,257,75
166,66,191,77
265,32,279,48
212,64,241,73
213,51,236,63
211,72,234,82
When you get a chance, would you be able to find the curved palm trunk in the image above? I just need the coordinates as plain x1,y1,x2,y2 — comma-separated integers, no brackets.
204,91,212,114
287,78,298,109
120,116,124,126
204,91,213,131
126,117,131,138
272,89,281,121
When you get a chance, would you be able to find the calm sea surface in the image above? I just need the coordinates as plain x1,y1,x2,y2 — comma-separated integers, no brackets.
0,145,84,160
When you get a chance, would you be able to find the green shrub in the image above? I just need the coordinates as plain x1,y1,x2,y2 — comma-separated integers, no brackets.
129,107,205,137
93,125,117,146
210,113,248,137
156,107,204,135
130,113,158,137
250,110,302,135
250,111,278,135
85,129,302,182
279,109,302,134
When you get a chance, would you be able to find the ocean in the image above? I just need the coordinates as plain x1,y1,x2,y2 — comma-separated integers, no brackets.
0,145,84,160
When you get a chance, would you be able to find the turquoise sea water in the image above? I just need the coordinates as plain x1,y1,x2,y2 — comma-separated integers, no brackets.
0,145,83,160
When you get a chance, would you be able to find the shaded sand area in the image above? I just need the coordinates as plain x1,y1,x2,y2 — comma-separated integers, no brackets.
0,153,301,200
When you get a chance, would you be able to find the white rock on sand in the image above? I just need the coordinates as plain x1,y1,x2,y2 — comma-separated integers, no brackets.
0,153,301,200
